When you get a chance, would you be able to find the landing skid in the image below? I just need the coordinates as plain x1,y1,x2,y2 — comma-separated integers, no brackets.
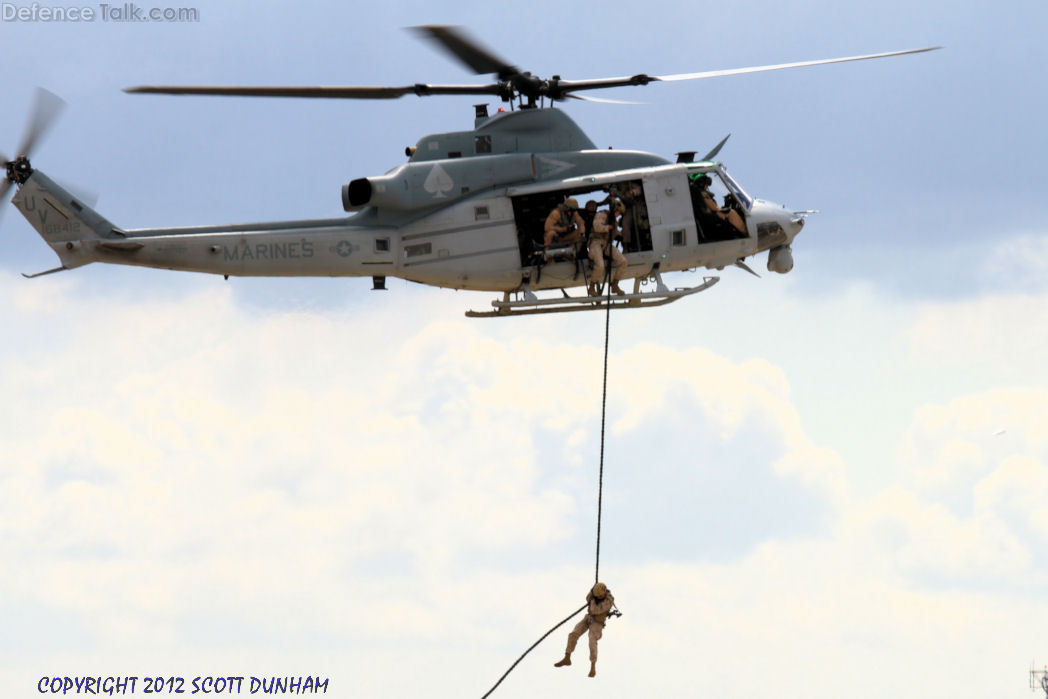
465,273,720,318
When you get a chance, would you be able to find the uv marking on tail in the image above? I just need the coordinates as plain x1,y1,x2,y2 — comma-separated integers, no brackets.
12,170,120,271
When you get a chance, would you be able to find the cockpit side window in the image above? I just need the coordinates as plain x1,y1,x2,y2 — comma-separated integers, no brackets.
688,169,749,242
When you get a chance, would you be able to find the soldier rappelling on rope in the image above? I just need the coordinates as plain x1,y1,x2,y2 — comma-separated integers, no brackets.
553,582,619,678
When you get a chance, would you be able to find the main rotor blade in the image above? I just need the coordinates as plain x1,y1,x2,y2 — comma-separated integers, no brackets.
566,94,645,105
411,25,518,79
657,46,942,82
15,87,65,158
557,46,941,94
124,83,503,99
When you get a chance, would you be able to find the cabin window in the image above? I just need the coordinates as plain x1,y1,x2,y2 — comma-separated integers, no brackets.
474,206,490,221
474,135,492,154
672,230,685,246
404,242,432,258
374,237,390,253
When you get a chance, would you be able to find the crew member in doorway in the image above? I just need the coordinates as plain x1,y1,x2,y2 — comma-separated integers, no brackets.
615,185,643,249
554,582,616,678
544,197,586,250
588,200,627,296
580,200,599,235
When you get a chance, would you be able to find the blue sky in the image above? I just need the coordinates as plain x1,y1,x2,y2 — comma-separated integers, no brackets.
3,1,1048,697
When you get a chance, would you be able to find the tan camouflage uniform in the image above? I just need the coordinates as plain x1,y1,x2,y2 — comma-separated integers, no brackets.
564,590,615,662
588,209,627,286
544,206,585,249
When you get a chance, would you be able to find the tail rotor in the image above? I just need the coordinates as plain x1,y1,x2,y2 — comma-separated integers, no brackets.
1,87,66,209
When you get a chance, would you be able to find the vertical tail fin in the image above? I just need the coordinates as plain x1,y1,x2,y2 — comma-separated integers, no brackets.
11,170,119,270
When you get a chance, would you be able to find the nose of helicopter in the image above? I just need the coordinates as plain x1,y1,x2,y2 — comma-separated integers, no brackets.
788,213,805,238
750,199,806,243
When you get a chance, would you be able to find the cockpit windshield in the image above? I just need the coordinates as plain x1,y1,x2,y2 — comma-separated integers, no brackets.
685,163,751,211
716,167,752,210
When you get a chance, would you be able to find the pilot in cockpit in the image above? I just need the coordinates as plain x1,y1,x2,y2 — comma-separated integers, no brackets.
693,174,746,236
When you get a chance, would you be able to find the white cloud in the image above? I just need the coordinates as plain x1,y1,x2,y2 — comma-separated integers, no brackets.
980,232,1048,292
976,455,1048,540
4,272,1048,698
845,487,1032,582
902,388,1048,532
905,294,1048,378
0,273,837,653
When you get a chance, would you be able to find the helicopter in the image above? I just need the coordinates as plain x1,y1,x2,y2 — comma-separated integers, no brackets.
2,26,939,317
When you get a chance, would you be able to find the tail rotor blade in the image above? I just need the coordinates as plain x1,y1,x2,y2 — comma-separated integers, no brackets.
15,87,65,158
2,88,66,225
1,150,14,208
58,178,98,208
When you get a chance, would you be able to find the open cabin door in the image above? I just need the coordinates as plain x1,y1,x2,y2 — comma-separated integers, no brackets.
510,178,654,269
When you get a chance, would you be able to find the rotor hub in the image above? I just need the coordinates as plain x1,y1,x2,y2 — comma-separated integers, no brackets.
5,156,32,184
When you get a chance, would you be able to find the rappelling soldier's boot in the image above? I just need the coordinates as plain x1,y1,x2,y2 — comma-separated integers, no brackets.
611,282,625,295
588,661,596,678
587,283,599,297
554,654,572,667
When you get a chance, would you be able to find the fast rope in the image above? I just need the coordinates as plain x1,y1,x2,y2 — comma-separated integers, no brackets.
480,603,587,699
594,267,612,584
480,262,615,698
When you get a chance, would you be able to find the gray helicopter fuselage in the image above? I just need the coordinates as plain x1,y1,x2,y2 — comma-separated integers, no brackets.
13,108,804,292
